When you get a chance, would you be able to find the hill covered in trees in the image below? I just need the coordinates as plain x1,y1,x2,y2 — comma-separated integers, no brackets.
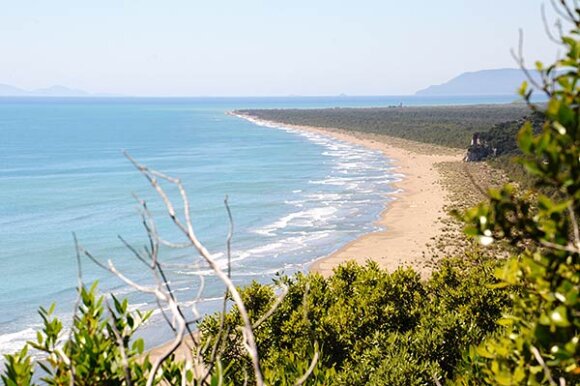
463,112,545,161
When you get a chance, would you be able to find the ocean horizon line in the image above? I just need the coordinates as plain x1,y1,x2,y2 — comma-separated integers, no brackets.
0,93,522,99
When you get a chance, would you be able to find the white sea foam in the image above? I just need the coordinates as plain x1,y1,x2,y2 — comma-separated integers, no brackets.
0,112,402,359
235,115,402,282
127,303,149,312
254,207,338,237
0,327,38,356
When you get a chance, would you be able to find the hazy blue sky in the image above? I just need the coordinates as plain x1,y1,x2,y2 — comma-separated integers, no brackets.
0,0,563,96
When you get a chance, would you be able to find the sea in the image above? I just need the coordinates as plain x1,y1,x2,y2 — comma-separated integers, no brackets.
0,95,519,358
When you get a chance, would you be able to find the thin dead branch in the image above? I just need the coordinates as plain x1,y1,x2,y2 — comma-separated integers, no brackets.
530,345,559,386
78,154,319,385
567,204,579,248
510,29,551,100
107,301,133,386
540,240,580,254
293,351,319,386
66,232,84,386
542,4,564,44
124,152,265,385
253,283,289,329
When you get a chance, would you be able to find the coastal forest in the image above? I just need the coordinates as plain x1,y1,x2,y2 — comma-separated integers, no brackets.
2,2,579,386
237,104,531,149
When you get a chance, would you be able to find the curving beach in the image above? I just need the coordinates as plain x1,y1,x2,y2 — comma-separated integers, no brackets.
148,113,466,361
234,112,464,278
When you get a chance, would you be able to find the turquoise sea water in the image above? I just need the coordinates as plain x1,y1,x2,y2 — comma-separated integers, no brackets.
0,95,518,355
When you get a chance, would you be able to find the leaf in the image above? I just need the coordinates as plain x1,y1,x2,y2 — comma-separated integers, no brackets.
518,81,529,97
517,123,534,153
550,306,570,327
497,318,515,326
133,338,145,354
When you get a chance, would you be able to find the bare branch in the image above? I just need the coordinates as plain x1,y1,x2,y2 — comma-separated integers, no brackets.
432,374,443,386
253,283,289,329
550,0,577,23
202,291,229,383
146,303,186,386
542,4,565,44
530,346,558,386
107,301,133,386
67,232,84,386
102,260,188,386
201,196,236,383
73,233,83,289
128,197,200,347
190,273,206,322
83,249,110,272
118,235,151,269
293,351,319,386
551,0,567,19
132,194,159,268
568,204,580,248
559,377,566,386
155,297,177,333
511,29,551,100
225,195,234,279
83,153,283,385
126,152,265,385
108,260,159,295
158,239,194,249
540,240,580,254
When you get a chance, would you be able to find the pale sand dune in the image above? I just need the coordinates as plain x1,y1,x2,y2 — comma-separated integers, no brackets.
235,113,464,278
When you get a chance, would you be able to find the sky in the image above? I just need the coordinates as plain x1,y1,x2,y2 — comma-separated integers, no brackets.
0,0,565,96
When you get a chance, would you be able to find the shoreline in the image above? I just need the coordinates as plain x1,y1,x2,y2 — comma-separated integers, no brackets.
233,112,464,278
149,111,465,359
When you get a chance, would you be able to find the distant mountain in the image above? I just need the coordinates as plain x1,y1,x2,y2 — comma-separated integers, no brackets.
415,68,541,96
0,83,92,97
0,83,29,96
33,85,90,97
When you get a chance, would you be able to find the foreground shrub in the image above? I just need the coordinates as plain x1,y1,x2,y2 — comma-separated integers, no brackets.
459,5,580,384
2,251,509,385
200,255,510,385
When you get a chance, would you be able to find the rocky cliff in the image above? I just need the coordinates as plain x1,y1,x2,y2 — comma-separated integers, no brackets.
464,113,544,162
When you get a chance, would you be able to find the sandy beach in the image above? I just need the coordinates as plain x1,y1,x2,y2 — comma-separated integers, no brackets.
148,113,499,360
234,112,464,278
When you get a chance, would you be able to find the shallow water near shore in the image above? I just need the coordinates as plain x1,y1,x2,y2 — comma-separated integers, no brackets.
0,95,517,356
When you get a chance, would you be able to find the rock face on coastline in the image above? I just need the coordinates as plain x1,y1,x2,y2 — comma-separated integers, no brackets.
464,133,496,162
463,113,544,162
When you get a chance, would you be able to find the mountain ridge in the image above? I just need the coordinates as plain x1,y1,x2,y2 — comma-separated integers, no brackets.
415,68,541,96
0,83,92,97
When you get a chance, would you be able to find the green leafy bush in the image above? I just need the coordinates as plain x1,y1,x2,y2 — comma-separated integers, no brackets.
199,256,510,385
460,7,580,384
2,251,509,385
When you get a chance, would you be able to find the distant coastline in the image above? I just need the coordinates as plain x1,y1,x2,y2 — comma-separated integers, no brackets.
149,110,465,360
